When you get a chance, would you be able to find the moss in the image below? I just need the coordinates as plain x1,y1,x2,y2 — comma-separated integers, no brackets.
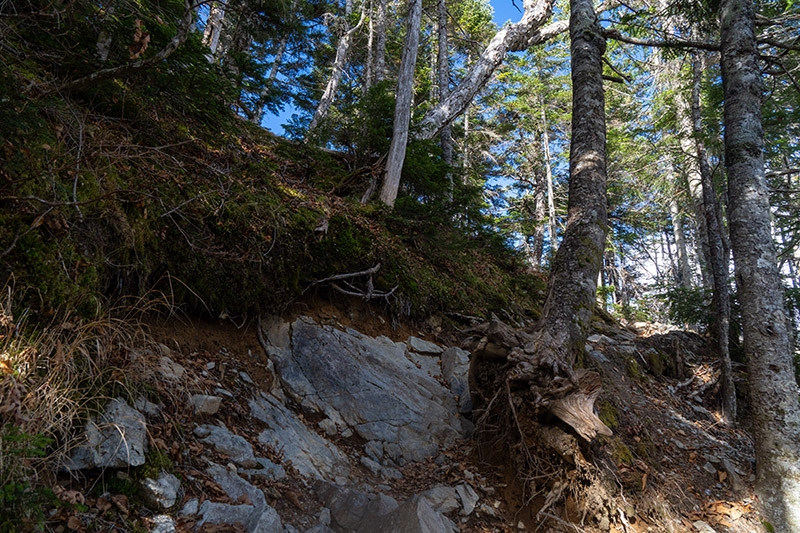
138,449,174,480
626,357,643,380
610,437,634,466
646,350,667,377
597,400,620,430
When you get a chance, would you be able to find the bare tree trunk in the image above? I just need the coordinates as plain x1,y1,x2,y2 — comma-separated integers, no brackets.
417,0,555,140
307,3,366,134
202,0,226,55
721,0,800,528
364,0,374,94
437,0,454,199
374,0,387,83
691,55,736,424
668,160,693,289
379,0,423,207
507,0,611,441
539,90,557,251
253,35,288,124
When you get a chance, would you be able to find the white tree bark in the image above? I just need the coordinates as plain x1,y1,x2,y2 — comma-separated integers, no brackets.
374,0,387,83
417,0,555,140
667,161,692,289
202,1,226,55
437,0,454,200
379,0,423,207
307,2,366,134
721,0,800,529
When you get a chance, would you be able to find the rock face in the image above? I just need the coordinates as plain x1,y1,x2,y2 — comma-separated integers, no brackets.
250,393,351,482
142,470,181,510
261,316,468,465
65,398,147,470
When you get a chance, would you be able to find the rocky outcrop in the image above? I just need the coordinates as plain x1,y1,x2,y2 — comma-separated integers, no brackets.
259,316,470,465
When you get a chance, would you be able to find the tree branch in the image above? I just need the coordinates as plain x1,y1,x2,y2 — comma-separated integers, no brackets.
603,27,720,51
49,0,197,94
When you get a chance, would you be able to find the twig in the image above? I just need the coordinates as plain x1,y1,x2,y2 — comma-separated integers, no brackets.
0,208,54,259
311,263,381,284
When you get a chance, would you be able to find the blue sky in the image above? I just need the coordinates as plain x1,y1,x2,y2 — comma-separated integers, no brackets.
261,0,526,135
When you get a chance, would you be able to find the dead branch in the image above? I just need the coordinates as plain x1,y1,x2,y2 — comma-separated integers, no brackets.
311,263,381,284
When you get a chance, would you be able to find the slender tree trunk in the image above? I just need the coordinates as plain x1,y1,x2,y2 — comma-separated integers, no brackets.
691,55,736,424
202,1,226,55
379,0,423,207
253,35,288,124
374,0,387,83
437,0,454,199
541,98,557,252
507,0,611,442
307,3,366,134
721,0,800,528
668,160,693,289
364,0,374,94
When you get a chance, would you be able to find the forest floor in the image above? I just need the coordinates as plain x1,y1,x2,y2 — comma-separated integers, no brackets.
35,295,765,533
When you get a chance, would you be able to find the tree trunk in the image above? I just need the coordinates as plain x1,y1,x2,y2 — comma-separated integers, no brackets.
507,0,611,441
374,0,387,83
540,93,557,252
437,0,454,199
379,0,423,207
202,1,226,56
364,0,374,94
417,0,555,140
721,0,800,528
253,35,288,125
690,55,736,424
307,4,366,134
668,160,692,289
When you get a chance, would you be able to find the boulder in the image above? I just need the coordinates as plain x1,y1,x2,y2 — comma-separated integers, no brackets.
151,515,176,533
262,317,465,465
316,482,398,532
250,393,350,481
420,485,459,514
407,336,444,355
64,398,147,470
365,495,456,533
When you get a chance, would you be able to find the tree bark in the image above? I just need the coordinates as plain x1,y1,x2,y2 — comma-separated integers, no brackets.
507,0,611,441
668,161,692,289
379,0,423,207
437,0,454,199
721,0,800,528
374,0,387,83
690,55,736,424
307,3,366,134
417,0,555,140
202,0,226,56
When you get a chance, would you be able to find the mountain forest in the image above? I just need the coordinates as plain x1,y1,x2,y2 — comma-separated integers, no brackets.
1,0,799,531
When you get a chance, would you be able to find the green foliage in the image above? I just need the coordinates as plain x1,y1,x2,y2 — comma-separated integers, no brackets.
0,426,56,532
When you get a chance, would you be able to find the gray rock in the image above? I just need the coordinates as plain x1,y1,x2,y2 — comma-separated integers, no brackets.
319,507,331,526
305,526,335,533
588,350,610,363
263,317,464,465
159,356,186,381
421,485,459,514
64,398,147,470
316,482,399,532
142,470,181,510
318,418,338,437
250,394,350,481
194,424,259,468
407,336,444,354
587,334,615,344
240,371,255,384
406,350,441,378
207,463,266,508
692,520,717,533
441,347,471,414
241,457,287,480
198,501,282,533
151,515,176,533
134,396,161,417
364,441,383,462
180,498,199,516
367,495,456,533
189,395,223,416
456,483,479,515
702,462,717,475
360,456,402,480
